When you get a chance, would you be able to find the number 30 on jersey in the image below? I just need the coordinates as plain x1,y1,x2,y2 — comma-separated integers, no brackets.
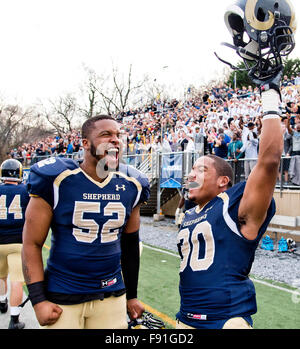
177,221,215,272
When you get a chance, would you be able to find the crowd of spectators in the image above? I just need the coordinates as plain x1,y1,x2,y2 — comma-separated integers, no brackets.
8,131,84,166
7,74,300,186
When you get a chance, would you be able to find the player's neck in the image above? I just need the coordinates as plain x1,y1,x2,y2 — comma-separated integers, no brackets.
196,191,220,210
80,161,107,183
197,200,210,211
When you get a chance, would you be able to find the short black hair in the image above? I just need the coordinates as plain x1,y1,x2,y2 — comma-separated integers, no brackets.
82,115,116,139
206,155,233,188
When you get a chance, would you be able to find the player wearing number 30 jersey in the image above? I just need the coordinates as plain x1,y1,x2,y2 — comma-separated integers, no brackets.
177,179,275,329
176,86,283,329
175,0,296,328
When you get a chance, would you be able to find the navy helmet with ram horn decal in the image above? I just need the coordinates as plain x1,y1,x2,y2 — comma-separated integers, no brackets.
0,159,23,183
215,0,296,80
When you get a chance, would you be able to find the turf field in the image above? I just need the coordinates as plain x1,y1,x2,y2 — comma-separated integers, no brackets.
41,235,300,330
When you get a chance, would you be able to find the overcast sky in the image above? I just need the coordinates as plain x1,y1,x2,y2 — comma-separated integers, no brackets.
0,0,300,105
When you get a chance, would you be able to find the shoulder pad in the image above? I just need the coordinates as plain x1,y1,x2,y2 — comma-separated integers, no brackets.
118,163,149,185
27,157,79,207
118,163,150,204
30,157,78,178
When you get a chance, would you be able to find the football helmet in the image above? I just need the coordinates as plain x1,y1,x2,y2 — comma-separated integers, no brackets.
215,0,296,80
287,238,297,252
0,159,23,182
128,312,165,329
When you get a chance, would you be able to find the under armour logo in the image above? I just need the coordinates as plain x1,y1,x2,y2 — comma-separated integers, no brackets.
116,184,126,191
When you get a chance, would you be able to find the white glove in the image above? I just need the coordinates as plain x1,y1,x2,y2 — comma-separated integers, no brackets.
175,208,181,216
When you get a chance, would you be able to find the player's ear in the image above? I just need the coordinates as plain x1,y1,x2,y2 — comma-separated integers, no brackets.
217,176,230,190
81,138,90,149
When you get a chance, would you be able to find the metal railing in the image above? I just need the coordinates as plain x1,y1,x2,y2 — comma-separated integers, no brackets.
123,152,300,192
15,151,300,192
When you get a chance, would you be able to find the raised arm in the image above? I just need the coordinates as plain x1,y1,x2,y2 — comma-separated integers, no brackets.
238,75,283,240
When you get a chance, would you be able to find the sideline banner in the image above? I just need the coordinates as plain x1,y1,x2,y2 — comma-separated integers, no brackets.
23,168,30,182
160,153,182,188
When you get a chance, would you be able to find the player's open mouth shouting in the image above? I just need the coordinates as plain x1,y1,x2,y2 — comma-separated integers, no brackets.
93,143,121,178
104,147,120,168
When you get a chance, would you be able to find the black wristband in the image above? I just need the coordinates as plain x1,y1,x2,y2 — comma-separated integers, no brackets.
120,231,140,300
27,281,47,306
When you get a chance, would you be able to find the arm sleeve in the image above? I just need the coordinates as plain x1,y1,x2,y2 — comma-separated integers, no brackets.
120,231,140,300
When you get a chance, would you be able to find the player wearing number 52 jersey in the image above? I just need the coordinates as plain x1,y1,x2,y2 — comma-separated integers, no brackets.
22,115,150,329
27,158,148,296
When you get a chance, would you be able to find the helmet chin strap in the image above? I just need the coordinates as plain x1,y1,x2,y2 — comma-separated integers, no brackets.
214,41,259,72
214,51,241,71
238,40,260,60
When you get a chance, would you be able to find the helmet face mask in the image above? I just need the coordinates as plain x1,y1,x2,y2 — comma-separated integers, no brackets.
0,159,23,183
128,312,165,329
216,0,297,80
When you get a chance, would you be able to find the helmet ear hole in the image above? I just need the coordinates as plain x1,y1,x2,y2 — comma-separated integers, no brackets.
228,13,244,33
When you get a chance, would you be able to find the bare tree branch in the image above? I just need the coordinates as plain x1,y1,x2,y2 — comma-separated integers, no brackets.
41,94,78,135
0,103,46,161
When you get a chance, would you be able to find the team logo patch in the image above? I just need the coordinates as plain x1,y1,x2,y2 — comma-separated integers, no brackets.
101,277,117,288
187,313,207,321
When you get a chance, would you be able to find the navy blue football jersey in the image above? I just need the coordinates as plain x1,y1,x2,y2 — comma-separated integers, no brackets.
176,181,275,329
0,183,29,244
26,157,150,296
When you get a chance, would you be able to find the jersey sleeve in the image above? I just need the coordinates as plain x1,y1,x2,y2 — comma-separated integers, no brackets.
137,172,150,205
26,158,78,207
119,163,150,206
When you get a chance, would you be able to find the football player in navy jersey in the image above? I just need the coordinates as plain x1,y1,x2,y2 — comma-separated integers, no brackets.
175,71,287,328
175,0,296,330
176,86,282,329
21,115,150,329
0,159,29,329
